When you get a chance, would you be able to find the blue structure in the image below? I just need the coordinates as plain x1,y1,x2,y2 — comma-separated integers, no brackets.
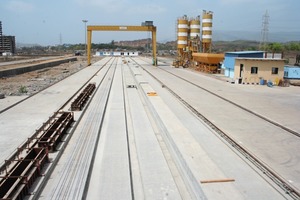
284,66,300,79
223,51,264,78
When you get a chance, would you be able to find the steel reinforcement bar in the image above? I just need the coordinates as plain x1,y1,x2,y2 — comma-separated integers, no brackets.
0,147,49,200
38,112,74,151
71,83,96,111
0,111,74,199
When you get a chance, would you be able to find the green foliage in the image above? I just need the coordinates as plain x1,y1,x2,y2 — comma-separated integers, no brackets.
267,43,283,52
284,42,300,51
213,40,260,52
213,41,300,52
19,86,28,93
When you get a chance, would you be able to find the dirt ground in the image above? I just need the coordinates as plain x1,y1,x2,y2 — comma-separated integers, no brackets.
0,57,102,97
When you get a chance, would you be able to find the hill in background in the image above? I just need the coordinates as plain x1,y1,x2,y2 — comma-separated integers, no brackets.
213,30,300,43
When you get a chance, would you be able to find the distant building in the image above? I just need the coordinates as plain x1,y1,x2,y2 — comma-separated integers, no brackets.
223,51,285,85
0,36,16,55
95,51,139,57
284,65,300,80
234,58,284,85
223,51,264,77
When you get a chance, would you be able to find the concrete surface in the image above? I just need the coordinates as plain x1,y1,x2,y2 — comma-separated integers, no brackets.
140,56,300,193
0,56,297,199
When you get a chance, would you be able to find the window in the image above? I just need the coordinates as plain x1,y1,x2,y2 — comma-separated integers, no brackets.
272,67,279,74
284,71,288,77
251,67,258,74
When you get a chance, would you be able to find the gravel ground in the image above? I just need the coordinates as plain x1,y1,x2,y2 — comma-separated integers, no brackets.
0,57,102,97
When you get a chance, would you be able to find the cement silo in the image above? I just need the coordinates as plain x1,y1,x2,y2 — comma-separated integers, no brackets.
177,16,189,50
189,16,201,53
202,11,213,53
189,16,201,39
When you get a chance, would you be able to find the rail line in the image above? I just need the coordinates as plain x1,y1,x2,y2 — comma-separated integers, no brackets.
130,57,300,200
120,61,135,199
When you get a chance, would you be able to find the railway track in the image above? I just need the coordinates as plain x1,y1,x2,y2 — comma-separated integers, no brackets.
130,57,300,200
85,58,135,199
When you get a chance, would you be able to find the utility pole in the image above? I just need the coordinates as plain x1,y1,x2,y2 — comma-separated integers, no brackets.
260,10,270,51
59,33,62,45
0,21,3,54
82,20,88,56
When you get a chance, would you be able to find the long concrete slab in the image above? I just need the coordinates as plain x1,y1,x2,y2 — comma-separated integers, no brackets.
39,58,115,199
87,59,132,199
133,57,288,199
124,63,183,199
137,57,300,194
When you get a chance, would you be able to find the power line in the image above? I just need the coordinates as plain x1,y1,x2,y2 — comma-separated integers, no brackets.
0,21,3,53
260,10,270,50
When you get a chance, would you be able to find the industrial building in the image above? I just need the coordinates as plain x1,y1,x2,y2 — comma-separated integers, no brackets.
0,21,16,55
223,51,264,77
0,36,16,55
173,11,224,73
223,51,285,84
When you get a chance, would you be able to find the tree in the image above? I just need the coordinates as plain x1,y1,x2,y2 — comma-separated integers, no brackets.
289,42,300,51
268,43,283,53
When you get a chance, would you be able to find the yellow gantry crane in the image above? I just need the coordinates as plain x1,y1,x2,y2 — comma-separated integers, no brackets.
86,25,157,66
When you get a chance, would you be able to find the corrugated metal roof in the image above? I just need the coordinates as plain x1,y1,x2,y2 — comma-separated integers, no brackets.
226,51,264,54
235,57,284,61
284,65,300,68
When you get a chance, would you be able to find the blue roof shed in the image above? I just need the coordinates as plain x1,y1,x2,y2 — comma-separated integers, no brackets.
223,51,264,78
224,51,264,69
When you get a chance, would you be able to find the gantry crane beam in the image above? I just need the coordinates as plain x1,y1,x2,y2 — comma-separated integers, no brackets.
86,25,157,66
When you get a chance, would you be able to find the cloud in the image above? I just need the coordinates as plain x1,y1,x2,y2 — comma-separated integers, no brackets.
5,1,35,13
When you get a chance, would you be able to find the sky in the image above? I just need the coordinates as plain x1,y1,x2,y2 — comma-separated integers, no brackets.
1,0,299,46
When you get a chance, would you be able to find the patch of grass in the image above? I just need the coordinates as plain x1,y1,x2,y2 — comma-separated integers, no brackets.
19,85,28,93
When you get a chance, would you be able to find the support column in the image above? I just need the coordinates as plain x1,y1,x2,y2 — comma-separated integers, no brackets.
87,29,92,66
152,27,157,66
